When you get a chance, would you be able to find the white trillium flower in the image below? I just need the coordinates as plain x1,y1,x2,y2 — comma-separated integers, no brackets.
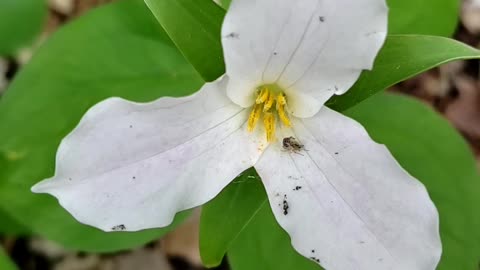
32,0,442,269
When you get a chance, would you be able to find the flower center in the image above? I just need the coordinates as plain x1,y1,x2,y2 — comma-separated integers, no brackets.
247,85,292,142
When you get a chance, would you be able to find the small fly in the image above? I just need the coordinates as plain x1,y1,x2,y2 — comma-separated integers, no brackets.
282,136,305,154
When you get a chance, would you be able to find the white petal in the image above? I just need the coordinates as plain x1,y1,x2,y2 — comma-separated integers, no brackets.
226,77,259,108
32,78,267,232
222,0,387,114
284,89,323,118
254,108,441,270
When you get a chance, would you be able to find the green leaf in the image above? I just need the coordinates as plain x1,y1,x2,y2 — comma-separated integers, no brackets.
0,0,48,56
200,168,266,267
204,94,480,270
144,0,226,81
387,0,459,37
0,0,203,252
0,208,30,236
327,35,480,111
228,203,320,270
0,248,17,270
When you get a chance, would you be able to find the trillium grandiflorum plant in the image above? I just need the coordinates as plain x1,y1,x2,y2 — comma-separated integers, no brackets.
32,0,442,269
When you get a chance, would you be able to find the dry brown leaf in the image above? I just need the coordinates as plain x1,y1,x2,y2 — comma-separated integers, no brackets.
463,0,480,34
445,75,480,139
161,209,202,266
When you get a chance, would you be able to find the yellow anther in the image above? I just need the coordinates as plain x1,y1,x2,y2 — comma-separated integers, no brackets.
256,88,269,104
247,104,262,132
277,104,292,127
263,112,276,142
263,91,275,112
277,93,287,106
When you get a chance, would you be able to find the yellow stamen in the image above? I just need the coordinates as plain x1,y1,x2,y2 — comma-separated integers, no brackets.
276,93,287,109
277,104,291,127
247,104,262,132
263,91,275,112
263,112,275,142
256,88,269,104
276,93,291,127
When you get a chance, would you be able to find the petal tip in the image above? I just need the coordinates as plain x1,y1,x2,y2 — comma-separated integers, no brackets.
31,180,50,193
31,176,62,194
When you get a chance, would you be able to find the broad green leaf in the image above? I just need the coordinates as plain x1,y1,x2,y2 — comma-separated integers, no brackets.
145,0,476,111
0,208,29,236
327,35,480,111
200,168,266,267
0,0,202,252
387,0,459,37
228,203,320,270
0,0,48,56
144,0,226,81
204,94,480,269
0,248,17,270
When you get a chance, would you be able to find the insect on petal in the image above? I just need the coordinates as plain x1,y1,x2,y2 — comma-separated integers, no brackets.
254,108,441,270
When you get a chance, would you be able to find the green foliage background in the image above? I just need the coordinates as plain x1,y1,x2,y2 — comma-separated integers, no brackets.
0,0,47,56
0,0,478,269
